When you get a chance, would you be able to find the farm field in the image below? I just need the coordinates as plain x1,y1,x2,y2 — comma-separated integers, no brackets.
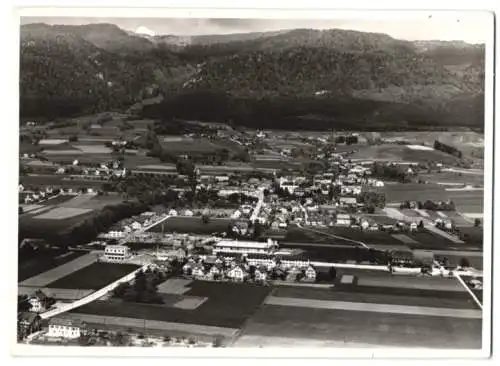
19,194,124,240
67,313,238,339
455,226,483,246
20,252,98,287
420,172,484,187
18,250,88,282
147,216,233,235
377,183,484,215
446,190,484,214
19,209,99,240
284,226,466,251
348,144,461,165
46,262,140,290
376,183,451,203
159,137,216,153
271,285,477,310
315,226,406,246
73,280,272,329
238,304,481,349
20,174,108,189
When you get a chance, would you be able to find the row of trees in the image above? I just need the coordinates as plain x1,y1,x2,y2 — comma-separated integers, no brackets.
371,162,412,183
434,140,463,158
400,200,456,211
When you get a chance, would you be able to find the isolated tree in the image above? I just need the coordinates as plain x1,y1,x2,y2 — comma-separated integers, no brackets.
328,267,337,281
474,218,481,227
459,258,470,268
417,220,425,230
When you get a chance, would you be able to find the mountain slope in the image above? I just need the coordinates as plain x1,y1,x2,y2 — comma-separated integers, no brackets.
20,23,188,119
20,24,485,130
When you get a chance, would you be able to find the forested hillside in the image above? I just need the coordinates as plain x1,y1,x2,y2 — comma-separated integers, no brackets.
20,24,485,130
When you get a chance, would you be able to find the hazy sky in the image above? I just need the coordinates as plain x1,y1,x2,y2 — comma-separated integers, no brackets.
20,14,492,43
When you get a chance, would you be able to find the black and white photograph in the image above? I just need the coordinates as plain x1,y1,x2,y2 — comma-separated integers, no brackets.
12,6,494,358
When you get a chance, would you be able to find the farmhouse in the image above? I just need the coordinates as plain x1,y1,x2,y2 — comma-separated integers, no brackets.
28,290,49,313
208,264,223,279
227,265,248,282
339,196,357,207
305,265,317,281
213,239,278,255
103,245,131,262
47,317,85,339
336,214,352,226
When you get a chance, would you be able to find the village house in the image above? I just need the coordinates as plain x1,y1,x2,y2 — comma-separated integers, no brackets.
47,317,85,339
130,221,142,231
336,213,352,226
304,265,317,282
227,265,248,282
191,264,206,279
18,312,41,340
208,264,223,279
28,290,49,313
339,196,358,207
103,244,130,262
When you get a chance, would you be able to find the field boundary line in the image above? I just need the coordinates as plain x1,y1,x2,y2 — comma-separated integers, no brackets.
454,273,483,310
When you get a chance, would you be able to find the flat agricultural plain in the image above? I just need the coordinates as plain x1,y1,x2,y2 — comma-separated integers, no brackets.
376,183,484,215
46,262,140,290
19,194,124,240
349,145,461,165
73,280,271,329
237,278,482,349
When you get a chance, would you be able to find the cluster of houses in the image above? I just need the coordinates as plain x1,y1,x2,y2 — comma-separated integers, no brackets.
182,253,317,284
19,185,59,205
99,212,166,239
17,290,56,341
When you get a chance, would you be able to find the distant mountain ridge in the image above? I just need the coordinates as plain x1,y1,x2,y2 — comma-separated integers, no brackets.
19,23,485,130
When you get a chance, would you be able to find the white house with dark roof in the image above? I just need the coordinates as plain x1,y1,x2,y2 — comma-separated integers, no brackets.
304,265,317,282
227,265,248,282
336,213,352,226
